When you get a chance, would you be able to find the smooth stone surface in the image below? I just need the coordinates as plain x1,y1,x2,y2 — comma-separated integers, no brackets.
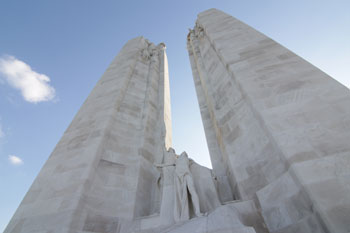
5,37,172,233
129,202,260,233
188,8,350,233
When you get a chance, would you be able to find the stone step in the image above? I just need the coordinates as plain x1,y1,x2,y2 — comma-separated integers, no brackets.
272,214,327,233
130,202,260,233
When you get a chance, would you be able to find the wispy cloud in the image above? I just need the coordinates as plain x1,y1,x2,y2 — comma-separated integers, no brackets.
0,124,4,139
8,155,23,165
0,55,55,103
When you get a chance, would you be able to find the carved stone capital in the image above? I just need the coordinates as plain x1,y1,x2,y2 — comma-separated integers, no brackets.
157,42,166,50
194,22,205,39
141,41,165,61
188,22,205,42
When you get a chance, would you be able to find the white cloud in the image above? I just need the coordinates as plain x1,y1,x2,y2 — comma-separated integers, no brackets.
8,155,23,165
0,55,55,103
0,124,4,139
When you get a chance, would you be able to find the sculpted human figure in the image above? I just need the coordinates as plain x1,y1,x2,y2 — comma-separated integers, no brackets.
141,42,162,62
141,47,150,60
155,148,177,188
155,150,202,222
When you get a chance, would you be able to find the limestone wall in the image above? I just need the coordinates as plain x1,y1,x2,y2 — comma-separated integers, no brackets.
188,8,350,233
5,37,172,233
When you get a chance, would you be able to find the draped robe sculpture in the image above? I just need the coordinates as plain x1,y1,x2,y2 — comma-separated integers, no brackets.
156,150,202,222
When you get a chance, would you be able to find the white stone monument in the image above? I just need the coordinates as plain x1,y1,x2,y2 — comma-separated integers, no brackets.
188,8,350,233
5,37,173,233
4,8,350,233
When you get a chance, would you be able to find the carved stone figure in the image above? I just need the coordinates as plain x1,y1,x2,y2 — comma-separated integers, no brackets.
194,22,204,39
141,47,151,60
141,41,165,62
156,150,202,222
156,148,176,192
174,151,202,221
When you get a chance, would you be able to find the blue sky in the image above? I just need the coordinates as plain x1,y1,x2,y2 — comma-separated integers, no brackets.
0,0,349,231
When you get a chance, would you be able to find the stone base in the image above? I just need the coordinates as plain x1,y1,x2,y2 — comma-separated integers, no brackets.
121,200,268,233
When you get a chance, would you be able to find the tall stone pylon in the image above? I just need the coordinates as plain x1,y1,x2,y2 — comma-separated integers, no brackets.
188,8,350,233
5,37,172,233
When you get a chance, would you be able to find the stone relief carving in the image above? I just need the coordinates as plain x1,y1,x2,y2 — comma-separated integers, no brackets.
194,22,204,39
187,22,205,42
141,40,165,62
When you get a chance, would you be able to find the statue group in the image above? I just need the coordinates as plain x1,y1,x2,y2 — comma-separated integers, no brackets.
155,148,202,222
